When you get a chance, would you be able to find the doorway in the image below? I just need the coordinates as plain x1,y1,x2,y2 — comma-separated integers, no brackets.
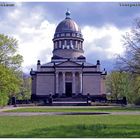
65,82,72,97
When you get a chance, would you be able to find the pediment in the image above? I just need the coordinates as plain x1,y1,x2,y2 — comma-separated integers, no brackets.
56,61,81,67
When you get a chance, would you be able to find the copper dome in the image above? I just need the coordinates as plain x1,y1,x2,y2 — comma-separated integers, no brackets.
55,10,81,34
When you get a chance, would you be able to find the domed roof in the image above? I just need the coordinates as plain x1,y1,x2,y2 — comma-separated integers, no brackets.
55,10,81,33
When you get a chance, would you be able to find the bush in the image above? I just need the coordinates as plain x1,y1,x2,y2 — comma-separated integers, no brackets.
134,97,140,105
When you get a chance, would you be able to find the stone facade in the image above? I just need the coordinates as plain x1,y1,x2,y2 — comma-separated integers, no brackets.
30,10,107,100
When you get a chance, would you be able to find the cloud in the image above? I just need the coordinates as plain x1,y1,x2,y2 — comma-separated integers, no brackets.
0,4,56,73
0,2,134,73
19,22,129,73
82,25,129,66
8,9,21,19
38,2,140,28
16,19,56,73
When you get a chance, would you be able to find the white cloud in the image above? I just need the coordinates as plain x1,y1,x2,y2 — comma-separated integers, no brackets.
8,9,21,19
82,25,130,61
0,4,131,73
16,20,56,73
18,23,129,73
3,7,56,73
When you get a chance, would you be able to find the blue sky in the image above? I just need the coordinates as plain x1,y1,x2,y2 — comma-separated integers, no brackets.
0,2,140,73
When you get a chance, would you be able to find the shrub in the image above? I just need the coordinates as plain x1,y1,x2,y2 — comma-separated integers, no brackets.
134,97,140,105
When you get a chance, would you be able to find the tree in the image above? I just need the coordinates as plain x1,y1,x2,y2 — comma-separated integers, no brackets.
128,75,140,104
0,34,23,70
0,65,21,106
22,77,31,100
116,18,140,74
106,71,130,100
106,71,140,104
114,18,140,104
17,75,31,100
0,34,23,106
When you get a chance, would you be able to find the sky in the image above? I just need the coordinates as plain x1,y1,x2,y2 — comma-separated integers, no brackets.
0,2,140,73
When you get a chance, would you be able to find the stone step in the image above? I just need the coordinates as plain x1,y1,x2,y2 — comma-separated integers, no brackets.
53,97,86,101
51,101,90,106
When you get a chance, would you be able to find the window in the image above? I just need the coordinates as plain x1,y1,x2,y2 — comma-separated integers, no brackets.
61,40,64,49
72,33,75,37
66,33,70,36
61,33,65,37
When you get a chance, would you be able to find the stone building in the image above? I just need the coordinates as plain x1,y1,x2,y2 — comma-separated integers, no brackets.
30,10,107,101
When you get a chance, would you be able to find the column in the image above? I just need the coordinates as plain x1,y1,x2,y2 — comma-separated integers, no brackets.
72,72,76,94
70,40,73,49
77,41,79,50
64,40,67,49
75,40,78,49
79,72,83,94
79,41,82,49
62,72,65,94
59,40,61,48
55,41,57,49
81,41,83,50
56,72,59,94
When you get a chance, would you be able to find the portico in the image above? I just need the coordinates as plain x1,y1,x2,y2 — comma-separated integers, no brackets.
55,71,82,96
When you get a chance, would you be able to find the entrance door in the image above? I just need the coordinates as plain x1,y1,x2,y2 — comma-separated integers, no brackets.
65,82,72,97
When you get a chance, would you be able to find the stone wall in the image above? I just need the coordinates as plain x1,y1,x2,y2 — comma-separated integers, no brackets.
82,73,101,95
36,73,55,95
53,49,83,59
101,75,106,95
31,75,36,95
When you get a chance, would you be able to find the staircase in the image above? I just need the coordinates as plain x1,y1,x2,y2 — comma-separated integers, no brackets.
51,97,89,106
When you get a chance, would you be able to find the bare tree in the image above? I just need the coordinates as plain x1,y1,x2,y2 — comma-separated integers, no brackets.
116,18,140,74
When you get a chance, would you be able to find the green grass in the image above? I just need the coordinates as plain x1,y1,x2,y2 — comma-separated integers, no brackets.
0,115,140,138
5,106,140,112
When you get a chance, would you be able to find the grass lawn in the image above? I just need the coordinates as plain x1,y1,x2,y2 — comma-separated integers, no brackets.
5,106,140,112
0,115,140,138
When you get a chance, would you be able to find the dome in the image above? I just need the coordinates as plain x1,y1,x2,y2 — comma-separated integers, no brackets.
52,10,85,60
55,18,81,33
55,10,81,34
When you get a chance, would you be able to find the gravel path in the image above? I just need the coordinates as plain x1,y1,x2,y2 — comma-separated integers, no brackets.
0,111,140,116
111,111,140,115
0,112,110,116
0,106,140,116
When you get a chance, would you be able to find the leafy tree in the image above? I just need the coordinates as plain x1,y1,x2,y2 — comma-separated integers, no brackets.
17,75,31,100
22,77,31,100
0,34,23,70
0,34,23,106
0,91,8,107
106,71,130,100
129,75,140,104
0,64,21,106
106,71,140,104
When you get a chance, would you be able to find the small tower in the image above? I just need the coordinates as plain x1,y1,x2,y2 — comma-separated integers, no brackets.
37,60,41,71
96,60,100,71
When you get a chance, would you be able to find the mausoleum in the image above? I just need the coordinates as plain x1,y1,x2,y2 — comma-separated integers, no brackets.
30,10,107,101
